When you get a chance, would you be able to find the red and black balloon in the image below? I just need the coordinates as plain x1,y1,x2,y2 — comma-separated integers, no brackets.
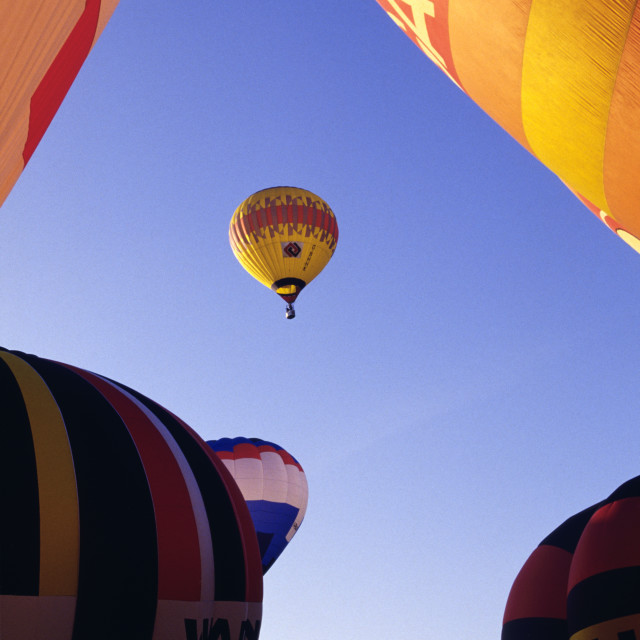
503,476,640,640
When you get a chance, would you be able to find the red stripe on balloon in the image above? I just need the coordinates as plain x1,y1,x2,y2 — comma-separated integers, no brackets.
66,365,203,601
503,545,571,623
24,0,102,164
568,497,640,591
165,412,264,603
214,450,235,460
234,442,261,460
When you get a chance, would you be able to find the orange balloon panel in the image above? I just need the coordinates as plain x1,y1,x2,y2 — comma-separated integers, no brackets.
0,1,119,208
375,0,640,251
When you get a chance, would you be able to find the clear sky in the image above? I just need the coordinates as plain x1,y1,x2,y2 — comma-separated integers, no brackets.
3,2,640,638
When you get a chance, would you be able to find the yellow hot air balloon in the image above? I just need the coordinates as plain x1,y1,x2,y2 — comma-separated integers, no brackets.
374,0,640,253
229,186,338,319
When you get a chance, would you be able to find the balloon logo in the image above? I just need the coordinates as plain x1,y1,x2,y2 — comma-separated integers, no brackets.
375,0,640,252
503,475,640,640
229,186,338,319
207,437,308,574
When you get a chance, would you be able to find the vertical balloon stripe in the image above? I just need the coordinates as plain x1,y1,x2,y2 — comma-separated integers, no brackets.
602,6,640,237
0,1,78,207
0,352,80,597
448,0,533,153
24,0,102,163
118,389,263,603
521,0,636,211
259,452,288,503
21,356,159,640
503,546,572,622
0,356,40,595
67,366,206,602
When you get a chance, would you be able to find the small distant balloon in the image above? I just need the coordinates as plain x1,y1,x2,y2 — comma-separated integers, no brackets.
207,437,308,574
229,186,338,319
503,475,640,640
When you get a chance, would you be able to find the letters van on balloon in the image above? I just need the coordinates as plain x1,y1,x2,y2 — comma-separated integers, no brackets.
375,0,640,253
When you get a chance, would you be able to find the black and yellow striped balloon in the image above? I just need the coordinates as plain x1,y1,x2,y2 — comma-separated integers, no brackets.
0,347,263,640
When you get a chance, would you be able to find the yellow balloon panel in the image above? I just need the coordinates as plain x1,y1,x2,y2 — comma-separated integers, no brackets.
229,186,338,302
0,0,119,208
570,613,640,640
375,0,640,249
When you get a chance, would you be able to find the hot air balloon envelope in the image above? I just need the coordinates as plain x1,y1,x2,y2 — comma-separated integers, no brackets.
503,475,640,640
208,437,308,574
229,186,338,318
0,1,119,208
0,348,262,640
375,0,640,252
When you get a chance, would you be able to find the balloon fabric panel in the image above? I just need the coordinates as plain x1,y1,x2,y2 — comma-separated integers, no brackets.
374,0,640,250
0,1,119,208
0,348,263,640
0,352,80,598
503,476,640,640
0,356,42,597
602,6,640,232
520,0,635,213
123,390,264,605
20,354,160,640
246,500,302,573
65,365,210,603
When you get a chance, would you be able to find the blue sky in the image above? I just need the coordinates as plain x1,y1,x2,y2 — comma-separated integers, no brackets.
3,2,640,638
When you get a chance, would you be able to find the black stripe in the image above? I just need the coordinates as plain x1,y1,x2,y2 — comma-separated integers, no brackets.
501,617,567,640
568,566,640,635
540,502,602,552
271,277,306,292
607,476,640,501
118,384,249,602
20,354,158,640
0,357,40,595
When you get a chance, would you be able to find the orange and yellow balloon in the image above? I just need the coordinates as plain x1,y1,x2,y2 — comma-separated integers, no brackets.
0,1,119,208
229,186,338,318
375,0,640,253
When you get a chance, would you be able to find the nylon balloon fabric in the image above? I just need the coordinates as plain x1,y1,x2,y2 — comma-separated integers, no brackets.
0,348,263,640
207,437,308,574
375,0,640,253
502,476,640,640
0,1,119,208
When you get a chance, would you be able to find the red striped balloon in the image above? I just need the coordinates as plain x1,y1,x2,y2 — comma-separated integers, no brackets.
503,476,640,640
